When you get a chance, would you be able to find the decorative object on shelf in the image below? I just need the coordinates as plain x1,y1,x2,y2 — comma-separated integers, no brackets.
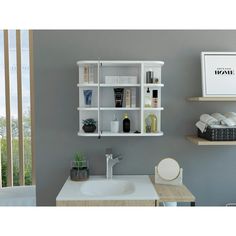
123,113,130,132
155,158,183,186
145,113,157,133
146,71,154,83
110,115,119,133
152,90,158,108
144,88,151,107
83,90,93,106
82,118,96,133
70,152,89,181
154,78,159,84
145,115,152,133
201,52,236,97
83,65,89,83
114,88,124,107
125,89,131,108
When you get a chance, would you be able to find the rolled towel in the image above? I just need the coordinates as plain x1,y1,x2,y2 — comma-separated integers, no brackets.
211,113,226,122
211,112,236,126
224,112,236,123
200,114,219,126
224,112,236,117
195,121,207,133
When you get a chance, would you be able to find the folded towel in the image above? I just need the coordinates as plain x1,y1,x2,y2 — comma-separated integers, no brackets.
196,121,207,133
200,114,219,126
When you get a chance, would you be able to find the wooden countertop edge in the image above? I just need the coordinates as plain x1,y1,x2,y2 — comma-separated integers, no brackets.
149,175,196,202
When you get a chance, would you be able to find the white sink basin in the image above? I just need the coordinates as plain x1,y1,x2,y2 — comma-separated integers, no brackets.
56,175,159,201
80,179,135,197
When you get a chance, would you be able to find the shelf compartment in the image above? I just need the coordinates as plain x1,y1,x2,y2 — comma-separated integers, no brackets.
100,110,141,134
77,83,98,87
186,135,236,145
100,84,140,87
100,107,140,111
188,97,236,101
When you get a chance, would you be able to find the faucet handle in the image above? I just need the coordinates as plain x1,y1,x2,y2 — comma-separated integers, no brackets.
113,154,122,160
105,148,113,155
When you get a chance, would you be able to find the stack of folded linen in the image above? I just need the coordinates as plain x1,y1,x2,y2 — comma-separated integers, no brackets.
196,112,236,133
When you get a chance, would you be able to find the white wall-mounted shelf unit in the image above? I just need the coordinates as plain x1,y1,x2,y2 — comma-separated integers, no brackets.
77,60,164,137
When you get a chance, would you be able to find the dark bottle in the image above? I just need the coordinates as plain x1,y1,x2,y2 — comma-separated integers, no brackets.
123,113,130,133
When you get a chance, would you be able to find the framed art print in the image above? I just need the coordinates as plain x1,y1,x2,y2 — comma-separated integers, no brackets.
201,52,236,97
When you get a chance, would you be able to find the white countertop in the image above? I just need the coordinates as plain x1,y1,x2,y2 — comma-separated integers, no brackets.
56,175,159,201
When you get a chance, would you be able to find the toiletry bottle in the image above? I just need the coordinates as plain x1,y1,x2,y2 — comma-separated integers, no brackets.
146,71,154,83
89,65,94,84
125,89,131,108
150,113,158,133
114,88,124,107
84,65,89,83
152,90,158,108
144,88,151,107
123,113,130,133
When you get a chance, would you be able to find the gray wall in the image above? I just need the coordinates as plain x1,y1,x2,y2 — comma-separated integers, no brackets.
34,30,236,206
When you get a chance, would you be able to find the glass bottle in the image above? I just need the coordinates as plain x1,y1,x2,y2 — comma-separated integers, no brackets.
144,88,151,107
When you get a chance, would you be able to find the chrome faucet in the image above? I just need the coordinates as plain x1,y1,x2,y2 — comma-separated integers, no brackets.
105,148,122,179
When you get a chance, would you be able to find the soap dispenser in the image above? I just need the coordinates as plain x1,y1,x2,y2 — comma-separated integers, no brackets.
123,113,130,133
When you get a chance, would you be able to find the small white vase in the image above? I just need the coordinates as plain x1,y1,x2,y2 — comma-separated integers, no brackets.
110,121,119,133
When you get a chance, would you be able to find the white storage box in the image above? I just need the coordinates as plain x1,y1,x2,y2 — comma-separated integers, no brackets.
105,76,137,84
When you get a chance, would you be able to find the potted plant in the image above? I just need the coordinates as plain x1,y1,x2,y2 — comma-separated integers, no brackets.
70,152,89,181
82,118,96,133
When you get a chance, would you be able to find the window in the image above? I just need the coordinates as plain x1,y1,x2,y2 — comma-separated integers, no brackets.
0,30,35,187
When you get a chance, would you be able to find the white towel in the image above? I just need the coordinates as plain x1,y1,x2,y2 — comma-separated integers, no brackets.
196,121,207,133
200,114,219,126
224,112,236,124
211,112,236,126
211,113,226,122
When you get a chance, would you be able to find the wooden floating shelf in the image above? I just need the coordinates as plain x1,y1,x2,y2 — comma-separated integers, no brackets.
186,135,236,146
188,97,236,101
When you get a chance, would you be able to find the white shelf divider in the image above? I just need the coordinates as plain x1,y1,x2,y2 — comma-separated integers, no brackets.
77,83,98,87
100,107,140,111
143,107,164,111
100,84,140,87
77,107,98,111
143,83,164,87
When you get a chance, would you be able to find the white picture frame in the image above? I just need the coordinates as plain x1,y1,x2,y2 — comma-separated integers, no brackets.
201,52,236,97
